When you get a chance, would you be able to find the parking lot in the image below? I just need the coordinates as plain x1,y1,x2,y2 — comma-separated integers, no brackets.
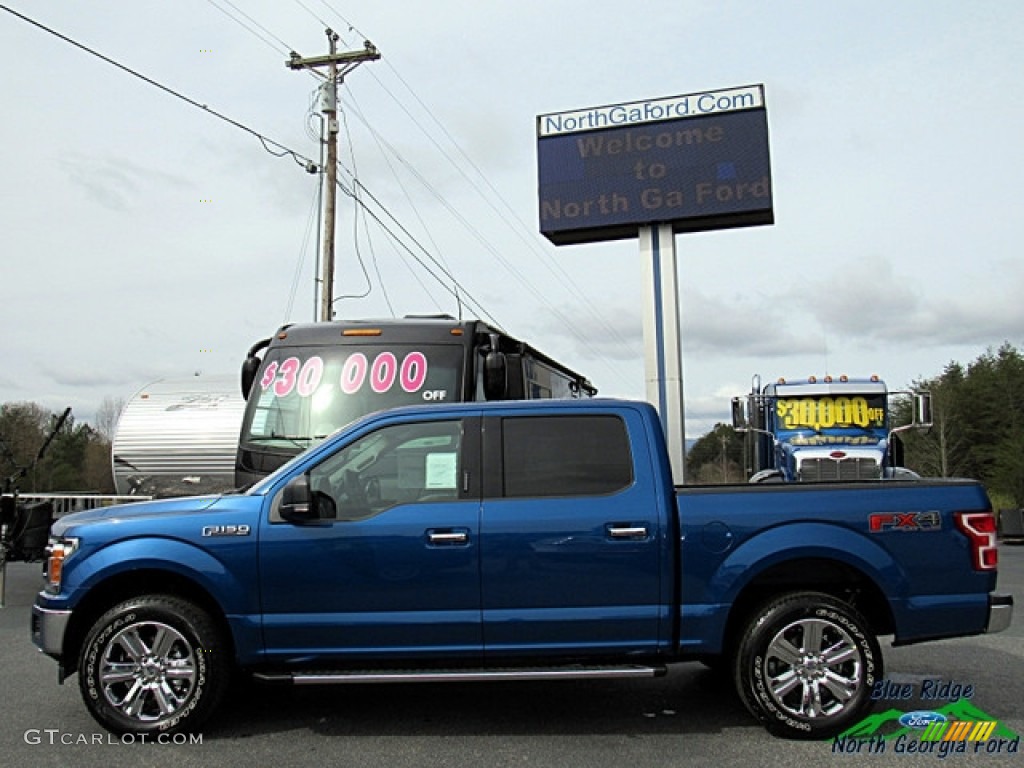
1,547,1021,767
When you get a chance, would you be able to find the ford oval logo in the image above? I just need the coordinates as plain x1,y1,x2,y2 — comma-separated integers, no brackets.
899,711,947,729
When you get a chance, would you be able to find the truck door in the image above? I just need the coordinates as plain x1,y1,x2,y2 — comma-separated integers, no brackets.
479,410,667,657
258,416,482,661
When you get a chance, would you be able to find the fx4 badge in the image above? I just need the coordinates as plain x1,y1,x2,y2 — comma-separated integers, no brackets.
202,524,252,537
869,511,941,532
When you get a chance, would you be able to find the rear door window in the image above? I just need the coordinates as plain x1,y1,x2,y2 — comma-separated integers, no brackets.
501,415,632,497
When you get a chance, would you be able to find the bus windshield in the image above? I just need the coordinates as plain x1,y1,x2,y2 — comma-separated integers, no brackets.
240,343,464,449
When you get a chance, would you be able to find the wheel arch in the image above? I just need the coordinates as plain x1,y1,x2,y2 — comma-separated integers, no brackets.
721,557,896,660
700,521,904,657
61,569,234,681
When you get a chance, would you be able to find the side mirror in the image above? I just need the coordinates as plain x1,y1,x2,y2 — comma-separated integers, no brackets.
503,353,525,400
240,356,262,400
913,392,933,428
731,397,748,431
241,337,271,399
280,475,316,523
483,350,507,400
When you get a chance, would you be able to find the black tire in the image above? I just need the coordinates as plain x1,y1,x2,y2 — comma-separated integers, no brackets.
733,591,881,739
78,595,229,735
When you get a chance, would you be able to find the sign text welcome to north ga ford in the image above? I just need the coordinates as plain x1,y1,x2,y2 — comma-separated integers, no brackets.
537,84,773,245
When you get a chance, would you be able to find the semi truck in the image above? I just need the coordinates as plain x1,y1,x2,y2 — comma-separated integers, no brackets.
732,374,932,482
32,398,1010,739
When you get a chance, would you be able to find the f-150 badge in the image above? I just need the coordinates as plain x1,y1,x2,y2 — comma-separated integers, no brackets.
202,524,252,537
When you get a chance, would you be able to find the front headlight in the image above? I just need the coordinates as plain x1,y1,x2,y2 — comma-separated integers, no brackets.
44,537,79,594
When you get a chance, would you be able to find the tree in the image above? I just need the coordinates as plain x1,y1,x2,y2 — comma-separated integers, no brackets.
895,364,969,479
0,402,58,491
0,402,115,493
897,343,1024,507
687,423,745,483
83,440,116,494
94,396,125,442
0,402,50,472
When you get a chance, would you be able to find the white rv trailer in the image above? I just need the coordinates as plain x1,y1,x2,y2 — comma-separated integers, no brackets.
112,375,245,498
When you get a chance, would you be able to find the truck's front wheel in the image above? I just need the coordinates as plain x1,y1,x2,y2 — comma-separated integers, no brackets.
733,591,881,739
78,595,228,735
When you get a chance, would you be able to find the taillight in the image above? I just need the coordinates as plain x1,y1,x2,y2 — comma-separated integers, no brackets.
955,512,998,571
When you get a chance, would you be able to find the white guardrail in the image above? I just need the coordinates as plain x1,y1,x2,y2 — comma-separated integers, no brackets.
3,493,152,518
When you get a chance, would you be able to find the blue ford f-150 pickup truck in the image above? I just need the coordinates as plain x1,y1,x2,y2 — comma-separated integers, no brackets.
31,399,1012,738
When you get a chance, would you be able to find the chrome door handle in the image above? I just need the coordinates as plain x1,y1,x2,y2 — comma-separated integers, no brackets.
608,526,649,539
428,531,468,544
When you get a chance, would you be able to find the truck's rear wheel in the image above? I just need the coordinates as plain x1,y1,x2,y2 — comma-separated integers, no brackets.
78,595,228,735
733,591,881,739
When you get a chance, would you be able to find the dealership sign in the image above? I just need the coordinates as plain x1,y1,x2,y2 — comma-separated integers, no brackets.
537,84,773,245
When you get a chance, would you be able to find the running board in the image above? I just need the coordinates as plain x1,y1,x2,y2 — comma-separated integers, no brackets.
254,664,666,685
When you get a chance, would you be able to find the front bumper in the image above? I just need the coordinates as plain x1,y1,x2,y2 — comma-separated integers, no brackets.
31,602,71,657
987,592,1013,634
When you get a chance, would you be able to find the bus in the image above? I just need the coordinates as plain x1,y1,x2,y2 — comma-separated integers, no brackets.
236,316,596,487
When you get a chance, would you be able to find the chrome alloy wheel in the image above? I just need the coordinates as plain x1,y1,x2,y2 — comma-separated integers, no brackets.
98,621,197,722
761,617,862,719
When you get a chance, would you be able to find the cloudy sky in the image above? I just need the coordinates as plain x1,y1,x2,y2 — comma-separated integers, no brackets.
2,1,1022,438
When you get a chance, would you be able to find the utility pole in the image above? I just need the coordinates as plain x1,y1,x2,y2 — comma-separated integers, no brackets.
288,31,380,321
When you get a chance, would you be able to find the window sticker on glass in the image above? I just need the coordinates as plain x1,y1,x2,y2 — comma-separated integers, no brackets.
425,452,458,489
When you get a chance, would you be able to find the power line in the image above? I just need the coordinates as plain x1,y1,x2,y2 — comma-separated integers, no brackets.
337,106,633,387
284,179,323,321
203,0,291,56
1,3,494,330
308,7,633,380
344,90,454,317
203,1,325,86
335,103,621,365
0,4,317,172
332,114,375,308
354,69,634,352
336,118,591,336
291,0,332,30
337,108,394,314
197,0,494,326
338,175,503,329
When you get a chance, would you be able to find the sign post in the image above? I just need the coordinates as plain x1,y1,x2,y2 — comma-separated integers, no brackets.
640,223,686,481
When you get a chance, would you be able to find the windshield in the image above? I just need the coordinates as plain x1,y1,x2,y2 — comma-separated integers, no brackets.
240,343,464,452
773,393,887,444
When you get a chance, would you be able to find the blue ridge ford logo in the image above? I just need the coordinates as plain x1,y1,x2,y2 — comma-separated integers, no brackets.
899,711,947,729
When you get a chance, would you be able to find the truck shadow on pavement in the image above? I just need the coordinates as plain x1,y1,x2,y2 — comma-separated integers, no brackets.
213,666,755,739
